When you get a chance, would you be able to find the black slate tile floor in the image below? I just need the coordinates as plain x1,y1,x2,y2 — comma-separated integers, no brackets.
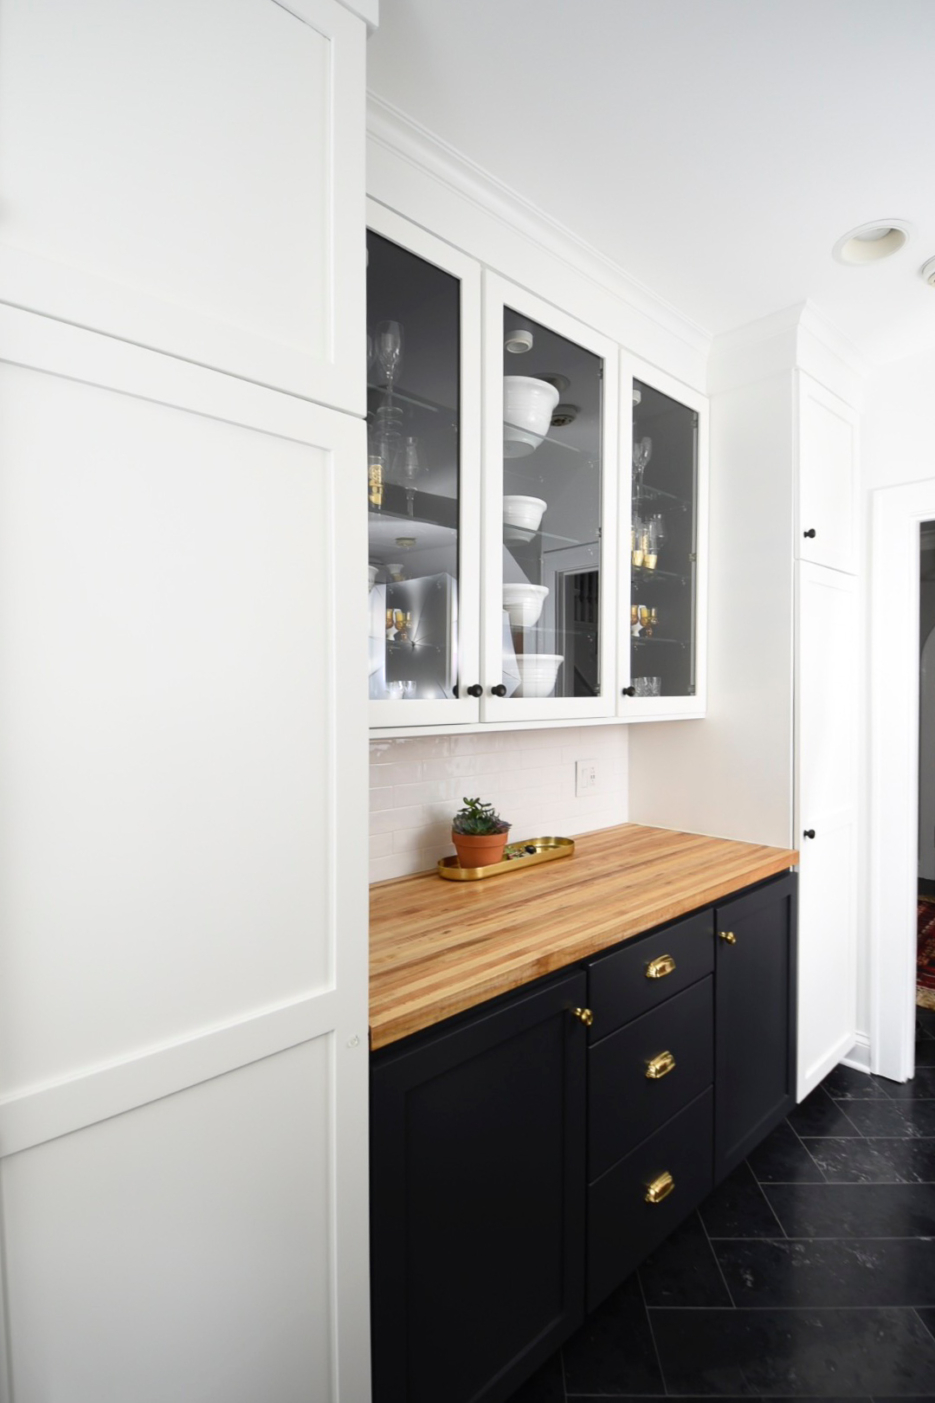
507,1043,935,1401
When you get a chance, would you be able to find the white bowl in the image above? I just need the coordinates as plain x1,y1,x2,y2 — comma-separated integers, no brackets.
503,495,547,537
502,583,549,629
503,377,560,459
514,653,563,698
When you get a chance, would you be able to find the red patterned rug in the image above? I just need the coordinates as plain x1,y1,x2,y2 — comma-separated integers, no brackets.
919,899,935,1010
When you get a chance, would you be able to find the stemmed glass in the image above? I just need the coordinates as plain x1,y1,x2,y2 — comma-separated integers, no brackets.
375,321,403,393
633,436,653,497
398,435,423,517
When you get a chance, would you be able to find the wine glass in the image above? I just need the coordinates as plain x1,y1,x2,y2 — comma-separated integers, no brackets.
633,436,653,496
399,435,423,517
375,321,403,391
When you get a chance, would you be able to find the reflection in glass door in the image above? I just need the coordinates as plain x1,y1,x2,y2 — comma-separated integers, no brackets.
367,231,462,704
629,379,698,698
498,305,604,703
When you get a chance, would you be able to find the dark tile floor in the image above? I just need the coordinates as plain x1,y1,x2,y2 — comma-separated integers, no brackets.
509,1007,935,1401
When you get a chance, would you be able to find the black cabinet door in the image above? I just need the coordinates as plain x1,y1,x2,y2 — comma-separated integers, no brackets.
714,873,797,1179
370,970,588,1403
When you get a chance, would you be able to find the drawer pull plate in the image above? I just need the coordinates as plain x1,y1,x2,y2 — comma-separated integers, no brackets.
645,1050,676,1080
645,954,676,980
571,1006,594,1027
720,930,737,945
645,1171,675,1205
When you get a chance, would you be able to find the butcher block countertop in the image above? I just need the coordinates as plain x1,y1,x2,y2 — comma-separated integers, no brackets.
370,823,798,1051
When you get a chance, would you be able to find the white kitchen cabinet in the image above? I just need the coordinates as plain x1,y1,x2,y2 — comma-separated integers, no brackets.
481,275,619,722
0,0,367,415
796,562,858,1089
798,373,859,575
367,211,710,734
619,357,708,720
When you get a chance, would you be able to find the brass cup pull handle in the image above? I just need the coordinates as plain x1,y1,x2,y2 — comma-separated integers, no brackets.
645,1171,675,1205
646,954,676,980
571,1006,594,1027
720,930,737,945
645,1050,676,1080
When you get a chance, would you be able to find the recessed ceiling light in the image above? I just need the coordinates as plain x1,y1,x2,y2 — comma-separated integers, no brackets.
920,257,935,287
832,220,911,266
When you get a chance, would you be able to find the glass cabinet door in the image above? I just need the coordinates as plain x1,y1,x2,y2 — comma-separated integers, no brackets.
366,209,481,726
623,368,703,713
483,276,618,720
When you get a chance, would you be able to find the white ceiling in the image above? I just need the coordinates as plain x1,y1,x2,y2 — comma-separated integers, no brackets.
367,0,935,364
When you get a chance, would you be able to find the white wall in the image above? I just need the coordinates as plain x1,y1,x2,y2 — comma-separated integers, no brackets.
370,726,628,882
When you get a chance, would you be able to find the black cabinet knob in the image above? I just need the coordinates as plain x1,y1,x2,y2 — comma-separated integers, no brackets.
803,829,816,840
621,686,636,697
466,684,483,697
491,684,508,697
803,528,817,538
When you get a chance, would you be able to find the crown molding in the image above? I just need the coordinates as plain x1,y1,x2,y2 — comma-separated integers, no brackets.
366,93,712,359
708,300,869,407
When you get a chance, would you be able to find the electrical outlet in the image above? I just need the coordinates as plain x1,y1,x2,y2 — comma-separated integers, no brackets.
575,759,598,796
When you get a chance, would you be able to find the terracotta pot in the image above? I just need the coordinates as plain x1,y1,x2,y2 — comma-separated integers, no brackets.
451,829,509,868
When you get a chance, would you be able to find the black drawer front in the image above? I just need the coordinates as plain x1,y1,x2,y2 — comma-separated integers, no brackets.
587,909,714,1040
588,976,713,1181
587,1088,713,1312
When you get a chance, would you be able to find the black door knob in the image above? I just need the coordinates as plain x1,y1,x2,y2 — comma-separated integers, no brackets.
803,829,816,839
466,684,483,697
803,528,816,539
622,686,636,697
491,684,508,697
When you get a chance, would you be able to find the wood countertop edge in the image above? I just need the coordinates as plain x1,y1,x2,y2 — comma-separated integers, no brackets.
369,826,798,1051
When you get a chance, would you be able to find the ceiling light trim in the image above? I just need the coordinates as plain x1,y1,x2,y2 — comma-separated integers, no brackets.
832,220,912,266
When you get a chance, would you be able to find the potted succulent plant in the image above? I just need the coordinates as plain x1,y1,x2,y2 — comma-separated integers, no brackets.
451,796,511,868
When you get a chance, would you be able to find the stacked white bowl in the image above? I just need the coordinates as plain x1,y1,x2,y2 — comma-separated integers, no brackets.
502,583,549,629
514,654,563,698
503,495,547,538
503,377,559,458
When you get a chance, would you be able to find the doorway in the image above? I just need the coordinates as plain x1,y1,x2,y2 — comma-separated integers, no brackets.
868,484,935,1082
917,524,935,1007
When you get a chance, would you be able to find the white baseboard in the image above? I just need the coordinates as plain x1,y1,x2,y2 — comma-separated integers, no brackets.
840,1031,872,1073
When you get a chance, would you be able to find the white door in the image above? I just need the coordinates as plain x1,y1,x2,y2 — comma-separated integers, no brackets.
797,374,859,575
796,561,858,1097
0,1,371,1398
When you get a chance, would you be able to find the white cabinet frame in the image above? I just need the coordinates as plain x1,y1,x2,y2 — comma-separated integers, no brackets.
618,354,708,720
366,201,483,729
481,273,619,723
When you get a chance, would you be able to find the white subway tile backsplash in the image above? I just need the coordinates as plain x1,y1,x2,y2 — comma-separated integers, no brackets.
370,724,629,883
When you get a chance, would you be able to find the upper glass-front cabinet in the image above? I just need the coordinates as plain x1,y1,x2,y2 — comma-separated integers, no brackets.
482,275,618,721
620,363,705,716
366,208,481,727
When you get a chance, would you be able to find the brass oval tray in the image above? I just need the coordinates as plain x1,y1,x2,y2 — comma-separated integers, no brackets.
438,836,575,881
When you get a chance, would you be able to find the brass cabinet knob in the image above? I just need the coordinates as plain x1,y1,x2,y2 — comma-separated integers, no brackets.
645,1050,676,1080
645,954,676,980
571,1006,594,1027
645,1171,675,1205
719,930,737,945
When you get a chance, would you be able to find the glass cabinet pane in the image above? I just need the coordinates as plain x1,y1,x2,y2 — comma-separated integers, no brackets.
630,380,698,698
367,232,461,702
499,307,603,701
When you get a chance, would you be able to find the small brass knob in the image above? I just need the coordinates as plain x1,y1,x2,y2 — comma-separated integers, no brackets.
645,1050,676,1080
645,1171,675,1205
571,1006,594,1027
720,930,737,945
646,954,676,979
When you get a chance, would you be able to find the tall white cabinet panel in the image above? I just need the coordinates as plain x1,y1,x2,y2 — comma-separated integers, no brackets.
796,562,858,1095
797,374,859,574
2,1043,335,1403
0,0,366,414
0,319,371,1400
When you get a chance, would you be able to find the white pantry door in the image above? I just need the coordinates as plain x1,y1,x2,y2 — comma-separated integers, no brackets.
0,1,371,1400
795,561,858,1097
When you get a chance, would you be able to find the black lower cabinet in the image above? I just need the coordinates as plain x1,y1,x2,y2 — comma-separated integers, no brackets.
714,872,797,1179
370,970,587,1403
370,872,797,1403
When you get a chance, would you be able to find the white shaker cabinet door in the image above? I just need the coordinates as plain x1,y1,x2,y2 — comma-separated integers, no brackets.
797,374,859,575
795,561,858,1097
0,0,366,414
